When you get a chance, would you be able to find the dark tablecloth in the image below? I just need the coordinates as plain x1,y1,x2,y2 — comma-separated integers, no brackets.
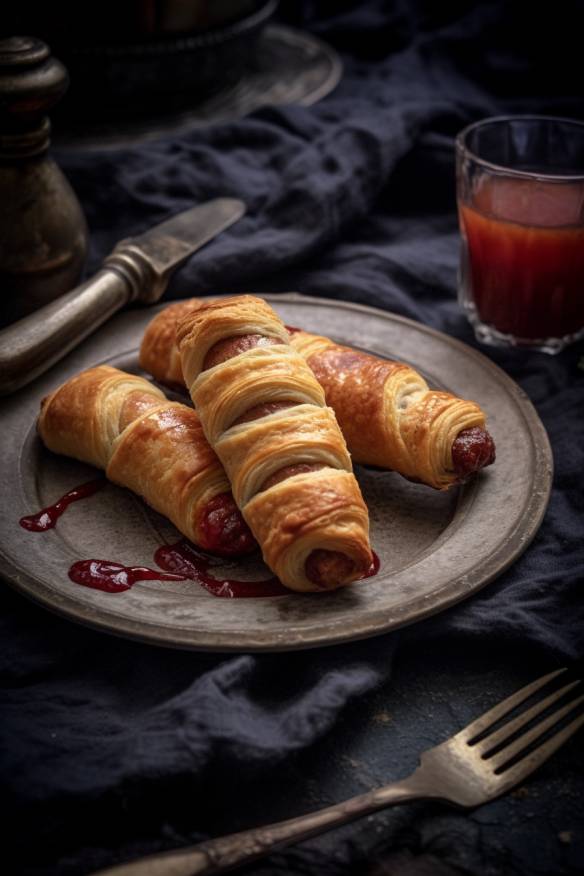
2,2,584,874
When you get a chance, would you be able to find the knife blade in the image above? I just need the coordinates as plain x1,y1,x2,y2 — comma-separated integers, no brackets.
0,198,245,395
108,197,245,289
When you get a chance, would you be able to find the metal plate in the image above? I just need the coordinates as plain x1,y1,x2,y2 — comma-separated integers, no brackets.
0,294,552,651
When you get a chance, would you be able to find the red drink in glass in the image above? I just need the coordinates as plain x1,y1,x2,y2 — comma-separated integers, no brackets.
460,178,584,340
456,116,584,353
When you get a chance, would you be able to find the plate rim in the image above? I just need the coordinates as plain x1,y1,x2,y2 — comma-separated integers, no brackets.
0,294,553,651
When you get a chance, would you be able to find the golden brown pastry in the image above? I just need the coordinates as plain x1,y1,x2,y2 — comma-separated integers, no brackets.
176,296,373,592
288,328,495,489
37,365,255,555
140,299,495,490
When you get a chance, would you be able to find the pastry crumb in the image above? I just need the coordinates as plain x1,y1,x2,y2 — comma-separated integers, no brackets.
372,711,392,725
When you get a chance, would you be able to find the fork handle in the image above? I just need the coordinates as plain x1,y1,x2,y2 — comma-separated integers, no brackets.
93,776,430,876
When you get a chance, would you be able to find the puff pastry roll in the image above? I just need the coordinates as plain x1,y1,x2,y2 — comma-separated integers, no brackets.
176,296,373,592
288,329,495,490
37,365,255,555
141,299,495,490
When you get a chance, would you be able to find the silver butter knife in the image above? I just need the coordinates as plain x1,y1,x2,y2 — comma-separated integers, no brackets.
0,197,245,395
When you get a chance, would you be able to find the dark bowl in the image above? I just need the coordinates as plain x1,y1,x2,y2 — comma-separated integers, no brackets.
44,0,279,122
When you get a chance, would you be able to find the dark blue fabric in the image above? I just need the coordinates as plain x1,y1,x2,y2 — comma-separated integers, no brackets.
2,2,584,874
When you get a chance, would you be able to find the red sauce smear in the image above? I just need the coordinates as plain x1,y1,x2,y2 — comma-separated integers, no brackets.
155,540,287,598
69,560,186,593
19,478,106,532
156,543,380,595
285,325,302,335
20,480,381,597
70,545,380,598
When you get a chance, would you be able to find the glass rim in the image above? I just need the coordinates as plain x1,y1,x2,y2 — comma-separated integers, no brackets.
455,114,584,182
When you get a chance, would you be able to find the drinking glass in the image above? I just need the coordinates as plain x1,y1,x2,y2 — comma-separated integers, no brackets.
456,116,584,353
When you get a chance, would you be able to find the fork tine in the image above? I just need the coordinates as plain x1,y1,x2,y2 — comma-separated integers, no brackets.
474,680,581,756
492,710,584,794
459,668,567,744
488,691,584,771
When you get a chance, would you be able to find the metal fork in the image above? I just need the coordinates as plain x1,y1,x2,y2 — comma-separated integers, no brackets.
95,668,583,876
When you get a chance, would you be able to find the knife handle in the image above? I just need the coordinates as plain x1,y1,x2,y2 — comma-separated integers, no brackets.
0,244,162,396
0,267,134,396
0,198,246,396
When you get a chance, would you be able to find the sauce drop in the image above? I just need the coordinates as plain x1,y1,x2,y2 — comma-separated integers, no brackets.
69,560,186,593
19,478,107,531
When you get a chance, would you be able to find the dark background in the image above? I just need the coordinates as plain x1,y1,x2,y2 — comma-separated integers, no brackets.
2,2,584,874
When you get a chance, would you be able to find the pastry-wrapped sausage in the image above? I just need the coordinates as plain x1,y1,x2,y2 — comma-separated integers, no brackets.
290,330,495,489
176,296,373,592
37,365,255,555
140,299,495,490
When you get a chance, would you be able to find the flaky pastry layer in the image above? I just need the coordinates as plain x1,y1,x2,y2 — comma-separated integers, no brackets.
38,365,232,547
176,295,372,592
291,331,487,489
142,298,490,489
244,470,371,589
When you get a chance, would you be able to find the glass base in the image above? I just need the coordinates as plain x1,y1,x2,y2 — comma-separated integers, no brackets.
461,299,584,355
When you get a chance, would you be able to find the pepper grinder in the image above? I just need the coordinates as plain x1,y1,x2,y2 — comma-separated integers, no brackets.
0,36,88,327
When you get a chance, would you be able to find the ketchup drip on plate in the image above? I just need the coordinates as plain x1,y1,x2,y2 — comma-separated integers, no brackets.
19,478,106,531
69,560,186,593
155,540,287,598
20,480,380,597
156,543,380,596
